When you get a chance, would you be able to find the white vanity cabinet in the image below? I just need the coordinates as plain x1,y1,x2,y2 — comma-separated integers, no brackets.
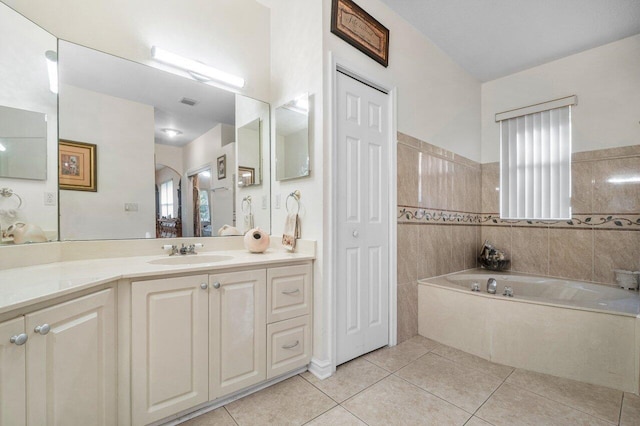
0,288,117,426
129,262,312,425
131,275,210,426
0,317,26,426
209,269,266,399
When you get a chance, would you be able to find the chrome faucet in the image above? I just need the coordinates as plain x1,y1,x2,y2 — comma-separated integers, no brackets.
503,286,514,297
487,278,497,294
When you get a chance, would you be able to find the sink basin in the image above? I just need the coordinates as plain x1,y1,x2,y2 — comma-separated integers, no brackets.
148,254,233,265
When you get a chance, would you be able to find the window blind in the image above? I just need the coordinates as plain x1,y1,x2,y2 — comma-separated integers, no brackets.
499,106,571,220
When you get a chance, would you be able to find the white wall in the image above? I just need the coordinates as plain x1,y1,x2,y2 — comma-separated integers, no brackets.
4,0,271,101
481,34,640,163
155,144,184,175
59,84,156,240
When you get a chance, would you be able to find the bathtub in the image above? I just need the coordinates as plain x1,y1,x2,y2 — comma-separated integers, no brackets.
418,269,640,393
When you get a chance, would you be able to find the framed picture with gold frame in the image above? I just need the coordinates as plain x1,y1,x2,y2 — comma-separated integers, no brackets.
238,166,255,187
59,140,97,191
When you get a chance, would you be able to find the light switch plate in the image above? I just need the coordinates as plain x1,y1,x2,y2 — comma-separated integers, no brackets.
275,193,281,209
124,203,139,212
262,195,268,209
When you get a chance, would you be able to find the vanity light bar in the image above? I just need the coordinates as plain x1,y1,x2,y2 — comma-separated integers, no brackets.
45,50,58,94
151,46,245,89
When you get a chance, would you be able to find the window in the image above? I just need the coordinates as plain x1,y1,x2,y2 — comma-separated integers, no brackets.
498,96,575,220
159,179,173,218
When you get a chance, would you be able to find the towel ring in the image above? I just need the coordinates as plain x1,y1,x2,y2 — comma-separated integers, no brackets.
0,188,23,209
242,196,252,214
286,190,301,215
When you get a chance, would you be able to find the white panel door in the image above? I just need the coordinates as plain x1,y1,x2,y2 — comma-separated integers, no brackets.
0,317,26,426
26,289,116,426
132,276,209,425
336,71,390,365
209,269,266,399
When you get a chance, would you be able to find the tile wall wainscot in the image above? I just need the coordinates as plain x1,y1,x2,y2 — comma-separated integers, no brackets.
396,132,481,343
480,144,640,286
397,135,640,343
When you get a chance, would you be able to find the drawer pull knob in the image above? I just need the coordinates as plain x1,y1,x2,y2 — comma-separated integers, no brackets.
282,340,299,349
212,282,221,289
200,283,209,290
10,333,28,345
281,289,300,295
34,324,50,335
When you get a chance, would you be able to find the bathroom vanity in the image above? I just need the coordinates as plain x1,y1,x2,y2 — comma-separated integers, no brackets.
0,244,314,426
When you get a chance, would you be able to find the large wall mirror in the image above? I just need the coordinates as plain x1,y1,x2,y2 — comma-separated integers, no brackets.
0,3,58,243
57,40,271,240
275,94,309,181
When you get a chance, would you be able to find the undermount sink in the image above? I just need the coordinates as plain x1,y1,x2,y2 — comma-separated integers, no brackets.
148,254,234,265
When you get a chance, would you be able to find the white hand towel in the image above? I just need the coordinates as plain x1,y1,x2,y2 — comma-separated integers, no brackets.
282,213,300,251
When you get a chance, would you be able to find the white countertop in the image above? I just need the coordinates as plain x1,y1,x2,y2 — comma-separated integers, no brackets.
0,249,314,316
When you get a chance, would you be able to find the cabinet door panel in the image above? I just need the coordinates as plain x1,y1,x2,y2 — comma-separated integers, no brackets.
210,269,266,399
0,317,26,426
26,288,116,426
132,275,208,425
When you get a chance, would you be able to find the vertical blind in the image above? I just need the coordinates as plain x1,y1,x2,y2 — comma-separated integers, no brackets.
499,105,571,220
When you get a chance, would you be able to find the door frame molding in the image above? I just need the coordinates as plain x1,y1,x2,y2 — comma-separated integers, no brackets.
325,52,397,374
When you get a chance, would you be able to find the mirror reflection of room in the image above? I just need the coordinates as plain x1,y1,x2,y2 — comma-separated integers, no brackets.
57,40,270,240
0,2,58,243
275,94,310,181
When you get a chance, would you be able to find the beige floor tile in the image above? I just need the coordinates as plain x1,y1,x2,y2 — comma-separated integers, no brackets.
225,376,336,426
397,353,503,413
432,344,514,381
305,406,366,425
464,417,493,426
476,383,611,426
620,392,640,426
364,337,439,372
301,358,389,402
181,407,237,426
343,375,471,426
506,369,622,424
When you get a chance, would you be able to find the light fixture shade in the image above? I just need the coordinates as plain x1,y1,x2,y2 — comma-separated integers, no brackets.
45,50,58,94
151,46,245,89
162,128,182,138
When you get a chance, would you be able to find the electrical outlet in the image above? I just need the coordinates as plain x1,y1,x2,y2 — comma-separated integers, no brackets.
124,203,139,212
44,192,56,206
275,193,281,209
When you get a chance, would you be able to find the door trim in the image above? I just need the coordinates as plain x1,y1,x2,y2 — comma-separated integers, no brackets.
325,52,397,373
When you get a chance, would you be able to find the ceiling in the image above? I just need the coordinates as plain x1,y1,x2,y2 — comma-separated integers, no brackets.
379,0,640,81
58,41,235,147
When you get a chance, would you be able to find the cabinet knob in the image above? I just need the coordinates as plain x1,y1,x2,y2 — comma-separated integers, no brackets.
212,282,221,289
10,333,28,345
200,283,209,290
352,230,359,238
34,324,51,335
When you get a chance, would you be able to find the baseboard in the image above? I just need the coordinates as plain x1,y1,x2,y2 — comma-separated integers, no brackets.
308,357,333,379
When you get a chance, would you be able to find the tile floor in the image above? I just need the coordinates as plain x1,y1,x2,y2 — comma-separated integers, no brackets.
181,336,640,426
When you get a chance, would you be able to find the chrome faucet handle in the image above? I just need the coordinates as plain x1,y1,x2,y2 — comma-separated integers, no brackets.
503,286,514,297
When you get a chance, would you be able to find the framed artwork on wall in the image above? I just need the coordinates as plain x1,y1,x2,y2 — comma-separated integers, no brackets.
238,166,255,186
59,139,97,191
217,154,227,179
331,0,390,67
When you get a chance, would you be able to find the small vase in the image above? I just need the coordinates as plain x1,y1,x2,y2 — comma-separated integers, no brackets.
243,227,270,253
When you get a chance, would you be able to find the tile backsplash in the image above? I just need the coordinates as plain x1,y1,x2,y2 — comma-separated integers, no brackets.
397,131,640,342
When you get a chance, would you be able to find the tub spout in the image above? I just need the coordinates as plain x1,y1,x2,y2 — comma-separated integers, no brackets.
487,278,497,294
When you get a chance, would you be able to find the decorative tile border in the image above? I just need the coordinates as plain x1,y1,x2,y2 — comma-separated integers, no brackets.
398,206,640,230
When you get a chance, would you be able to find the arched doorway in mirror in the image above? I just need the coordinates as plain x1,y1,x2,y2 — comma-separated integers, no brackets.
155,164,182,238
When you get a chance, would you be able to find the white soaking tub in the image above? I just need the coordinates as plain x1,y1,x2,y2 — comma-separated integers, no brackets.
418,269,640,393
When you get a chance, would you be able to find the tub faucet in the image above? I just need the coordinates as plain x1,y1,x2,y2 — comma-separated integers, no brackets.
487,278,497,294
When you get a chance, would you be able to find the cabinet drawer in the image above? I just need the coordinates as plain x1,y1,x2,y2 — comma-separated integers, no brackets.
267,315,311,379
267,263,312,323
